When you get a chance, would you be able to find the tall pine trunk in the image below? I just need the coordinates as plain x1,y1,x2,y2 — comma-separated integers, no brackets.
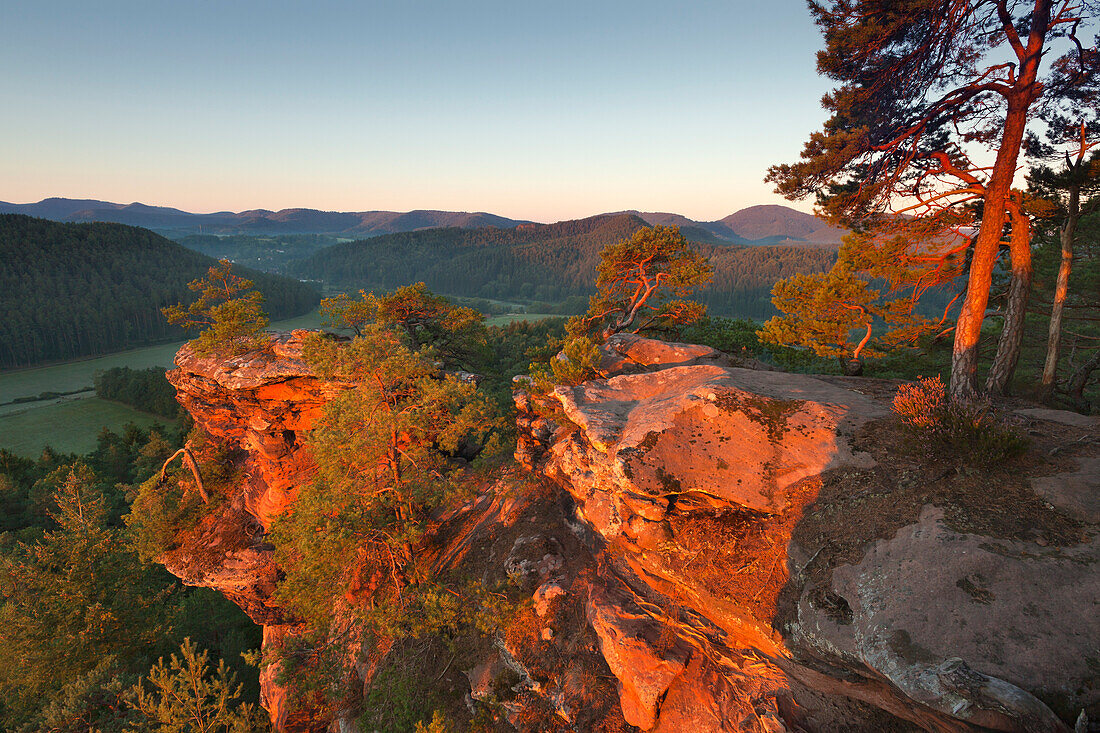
985,204,1033,395
950,107,1024,399
1039,181,1080,401
949,1,1051,400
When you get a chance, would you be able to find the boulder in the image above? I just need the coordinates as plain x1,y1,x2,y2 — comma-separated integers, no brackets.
597,332,734,375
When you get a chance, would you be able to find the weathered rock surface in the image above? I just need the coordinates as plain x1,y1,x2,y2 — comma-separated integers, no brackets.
162,332,1096,732
164,333,629,730
1030,456,1100,524
543,361,885,541
164,332,351,722
596,332,736,374
518,336,1095,732
797,505,1096,731
169,331,350,528
1015,407,1099,430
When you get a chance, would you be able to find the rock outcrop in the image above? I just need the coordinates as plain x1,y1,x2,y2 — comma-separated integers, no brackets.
160,331,1098,732
517,334,1097,732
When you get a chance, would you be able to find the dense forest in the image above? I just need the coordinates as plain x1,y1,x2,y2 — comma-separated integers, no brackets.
0,425,265,730
94,366,183,419
172,233,341,274
0,215,320,369
290,214,836,319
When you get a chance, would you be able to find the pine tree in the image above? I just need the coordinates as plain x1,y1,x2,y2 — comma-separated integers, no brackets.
767,0,1097,398
126,639,266,733
271,328,501,627
568,225,713,340
163,259,269,356
0,464,172,726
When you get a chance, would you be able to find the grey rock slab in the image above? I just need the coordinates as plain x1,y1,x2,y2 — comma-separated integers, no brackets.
1015,408,1099,430
1031,455,1100,523
800,505,1098,726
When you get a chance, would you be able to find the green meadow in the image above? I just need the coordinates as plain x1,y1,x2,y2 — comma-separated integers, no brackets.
0,309,558,457
0,310,323,456
484,312,560,326
0,397,178,458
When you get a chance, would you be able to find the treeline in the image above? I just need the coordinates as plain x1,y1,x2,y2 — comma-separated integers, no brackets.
0,215,320,368
699,245,837,319
95,366,182,419
291,214,834,320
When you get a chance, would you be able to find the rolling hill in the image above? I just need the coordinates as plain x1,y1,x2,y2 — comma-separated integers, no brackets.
289,213,837,320
0,198,848,245
0,198,532,237
0,215,320,368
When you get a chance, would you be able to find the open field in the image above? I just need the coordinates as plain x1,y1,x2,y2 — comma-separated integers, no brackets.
0,310,322,456
0,397,178,458
0,309,324,404
0,309,561,457
0,342,189,404
484,313,561,326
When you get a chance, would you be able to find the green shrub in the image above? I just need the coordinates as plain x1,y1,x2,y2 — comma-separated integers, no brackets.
126,429,239,562
676,316,762,354
162,259,270,357
549,336,601,385
358,667,447,732
893,376,1028,466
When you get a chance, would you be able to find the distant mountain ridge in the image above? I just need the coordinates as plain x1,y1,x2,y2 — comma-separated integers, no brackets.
0,198,849,245
289,212,838,320
0,198,531,237
617,205,848,247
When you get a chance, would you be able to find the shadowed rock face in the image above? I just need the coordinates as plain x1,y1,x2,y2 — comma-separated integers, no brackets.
163,332,1094,732
797,505,1097,731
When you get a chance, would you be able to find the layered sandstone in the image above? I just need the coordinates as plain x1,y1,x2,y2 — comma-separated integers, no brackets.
161,331,1097,732
517,334,1097,732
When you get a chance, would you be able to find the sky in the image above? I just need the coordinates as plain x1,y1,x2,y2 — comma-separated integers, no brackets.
0,1,834,222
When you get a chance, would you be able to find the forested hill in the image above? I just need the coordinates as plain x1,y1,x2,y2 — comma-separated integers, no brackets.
290,213,837,319
0,215,320,369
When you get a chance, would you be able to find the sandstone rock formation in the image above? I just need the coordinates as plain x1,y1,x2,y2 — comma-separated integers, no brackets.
517,335,1096,732
160,331,1097,732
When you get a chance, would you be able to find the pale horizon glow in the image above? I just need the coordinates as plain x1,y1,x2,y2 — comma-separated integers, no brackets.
0,1,832,223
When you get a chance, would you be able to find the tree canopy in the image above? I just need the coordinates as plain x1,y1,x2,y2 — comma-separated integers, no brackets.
272,325,502,630
163,259,270,356
767,0,1098,398
321,283,489,371
568,225,713,340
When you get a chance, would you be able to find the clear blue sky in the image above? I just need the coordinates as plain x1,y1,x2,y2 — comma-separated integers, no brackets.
0,0,832,222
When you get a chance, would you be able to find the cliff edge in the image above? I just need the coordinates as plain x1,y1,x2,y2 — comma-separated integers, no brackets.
159,331,1098,732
